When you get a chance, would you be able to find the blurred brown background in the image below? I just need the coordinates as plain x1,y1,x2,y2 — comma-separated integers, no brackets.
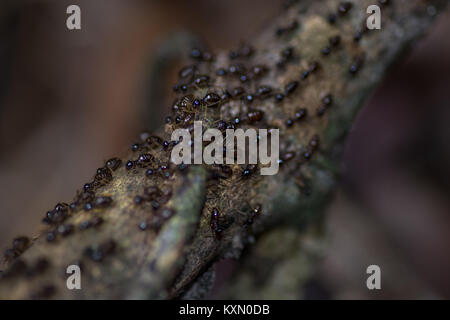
0,0,449,299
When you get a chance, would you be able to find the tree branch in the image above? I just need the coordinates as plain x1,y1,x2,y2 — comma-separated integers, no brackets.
0,0,447,299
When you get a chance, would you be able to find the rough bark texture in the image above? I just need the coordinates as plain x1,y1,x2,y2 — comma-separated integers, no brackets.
0,0,448,299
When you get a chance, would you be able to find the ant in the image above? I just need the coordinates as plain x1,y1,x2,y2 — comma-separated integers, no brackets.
243,203,262,228
105,158,121,171
241,164,258,178
210,208,234,239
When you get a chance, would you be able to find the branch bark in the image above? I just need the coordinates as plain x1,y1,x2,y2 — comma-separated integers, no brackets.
0,0,448,299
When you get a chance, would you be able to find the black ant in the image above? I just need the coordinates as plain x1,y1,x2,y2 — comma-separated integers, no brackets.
349,54,365,75
229,43,253,59
245,110,264,124
256,85,272,98
328,13,337,24
92,196,113,208
133,185,162,208
317,94,333,117
231,86,245,98
285,81,299,96
125,160,135,170
277,47,294,68
94,167,113,185
243,203,262,227
131,143,140,152
42,203,69,225
207,164,233,181
295,108,307,121
321,36,340,56
338,2,353,16
302,135,320,161
275,20,298,37
250,65,267,78
210,208,234,239
136,153,154,168
228,63,246,75
308,61,320,73
178,65,197,80
105,158,121,171
3,236,30,261
189,48,213,62
241,164,258,178
203,92,222,107
25,257,50,277
57,224,74,237
278,151,296,166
